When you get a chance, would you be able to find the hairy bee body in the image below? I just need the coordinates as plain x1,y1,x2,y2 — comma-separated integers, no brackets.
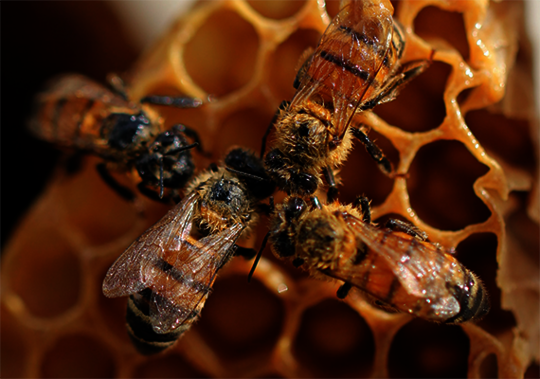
270,197,489,324
264,0,429,197
103,148,274,355
31,74,200,200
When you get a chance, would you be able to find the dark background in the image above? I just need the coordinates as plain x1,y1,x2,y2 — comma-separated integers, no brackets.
2,2,140,247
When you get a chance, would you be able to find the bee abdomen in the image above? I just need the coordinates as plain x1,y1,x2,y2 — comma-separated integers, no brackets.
125,291,200,355
444,270,490,324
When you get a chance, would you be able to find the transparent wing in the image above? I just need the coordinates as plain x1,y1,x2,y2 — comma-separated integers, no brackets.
149,222,245,333
102,191,198,297
344,213,454,301
291,0,394,138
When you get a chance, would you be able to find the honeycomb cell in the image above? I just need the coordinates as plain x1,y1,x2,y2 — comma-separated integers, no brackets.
414,6,470,61
388,320,469,378
40,334,116,378
479,353,498,379
268,28,321,102
293,299,375,377
195,275,284,362
456,233,517,334
408,140,491,231
59,157,139,246
133,353,208,378
247,0,305,20
184,8,259,97
374,61,450,132
525,362,540,378
466,109,536,170
215,107,275,156
8,225,81,319
0,305,29,378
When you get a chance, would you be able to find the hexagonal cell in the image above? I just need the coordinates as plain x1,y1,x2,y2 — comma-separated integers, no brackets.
268,28,321,102
388,320,469,378
408,140,491,231
58,156,139,246
8,224,81,319
195,275,284,365
414,6,470,61
374,61,450,133
292,299,375,377
184,8,259,97
1,304,30,378
214,107,275,157
40,334,116,378
133,353,208,378
247,0,306,19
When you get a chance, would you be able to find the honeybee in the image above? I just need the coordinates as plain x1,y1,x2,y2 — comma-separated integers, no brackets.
102,148,275,355
267,196,490,323
30,74,203,201
263,0,430,199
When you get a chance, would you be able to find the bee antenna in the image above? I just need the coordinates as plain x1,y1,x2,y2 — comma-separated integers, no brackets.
164,142,199,156
225,167,265,182
248,232,270,282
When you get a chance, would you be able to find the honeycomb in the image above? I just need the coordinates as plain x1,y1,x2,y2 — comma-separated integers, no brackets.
2,0,539,377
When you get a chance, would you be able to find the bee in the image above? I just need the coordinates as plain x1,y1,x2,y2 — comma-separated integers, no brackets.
30,74,203,201
262,0,431,200
102,148,275,355
266,195,490,324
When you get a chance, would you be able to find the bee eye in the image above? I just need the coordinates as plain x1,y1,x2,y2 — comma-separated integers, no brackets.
264,149,285,170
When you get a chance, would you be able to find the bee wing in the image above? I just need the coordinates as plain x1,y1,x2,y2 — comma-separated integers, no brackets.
102,192,198,298
149,222,245,333
346,215,453,301
291,0,394,138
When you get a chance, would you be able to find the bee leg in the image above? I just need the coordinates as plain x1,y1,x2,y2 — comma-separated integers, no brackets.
337,282,352,299
172,124,206,155
96,163,135,202
353,195,371,224
261,100,290,159
350,127,393,175
323,166,339,203
385,219,428,241
140,95,202,109
362,58,432,110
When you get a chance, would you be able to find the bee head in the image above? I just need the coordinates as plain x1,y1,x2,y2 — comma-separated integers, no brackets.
105,112,151,151
225,147,276,199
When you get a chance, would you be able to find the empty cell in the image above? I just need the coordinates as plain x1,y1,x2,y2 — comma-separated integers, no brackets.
9,226,81,319
41,334,116,378
196,275,284,362
389,320,469,378
133,353,208,378
479,353,498,379
408,140,491,231
293,299,375,378
184,9,259,97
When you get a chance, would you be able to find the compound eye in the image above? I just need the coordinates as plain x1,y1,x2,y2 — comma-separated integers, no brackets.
264,149,285,170
106,112,150,150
